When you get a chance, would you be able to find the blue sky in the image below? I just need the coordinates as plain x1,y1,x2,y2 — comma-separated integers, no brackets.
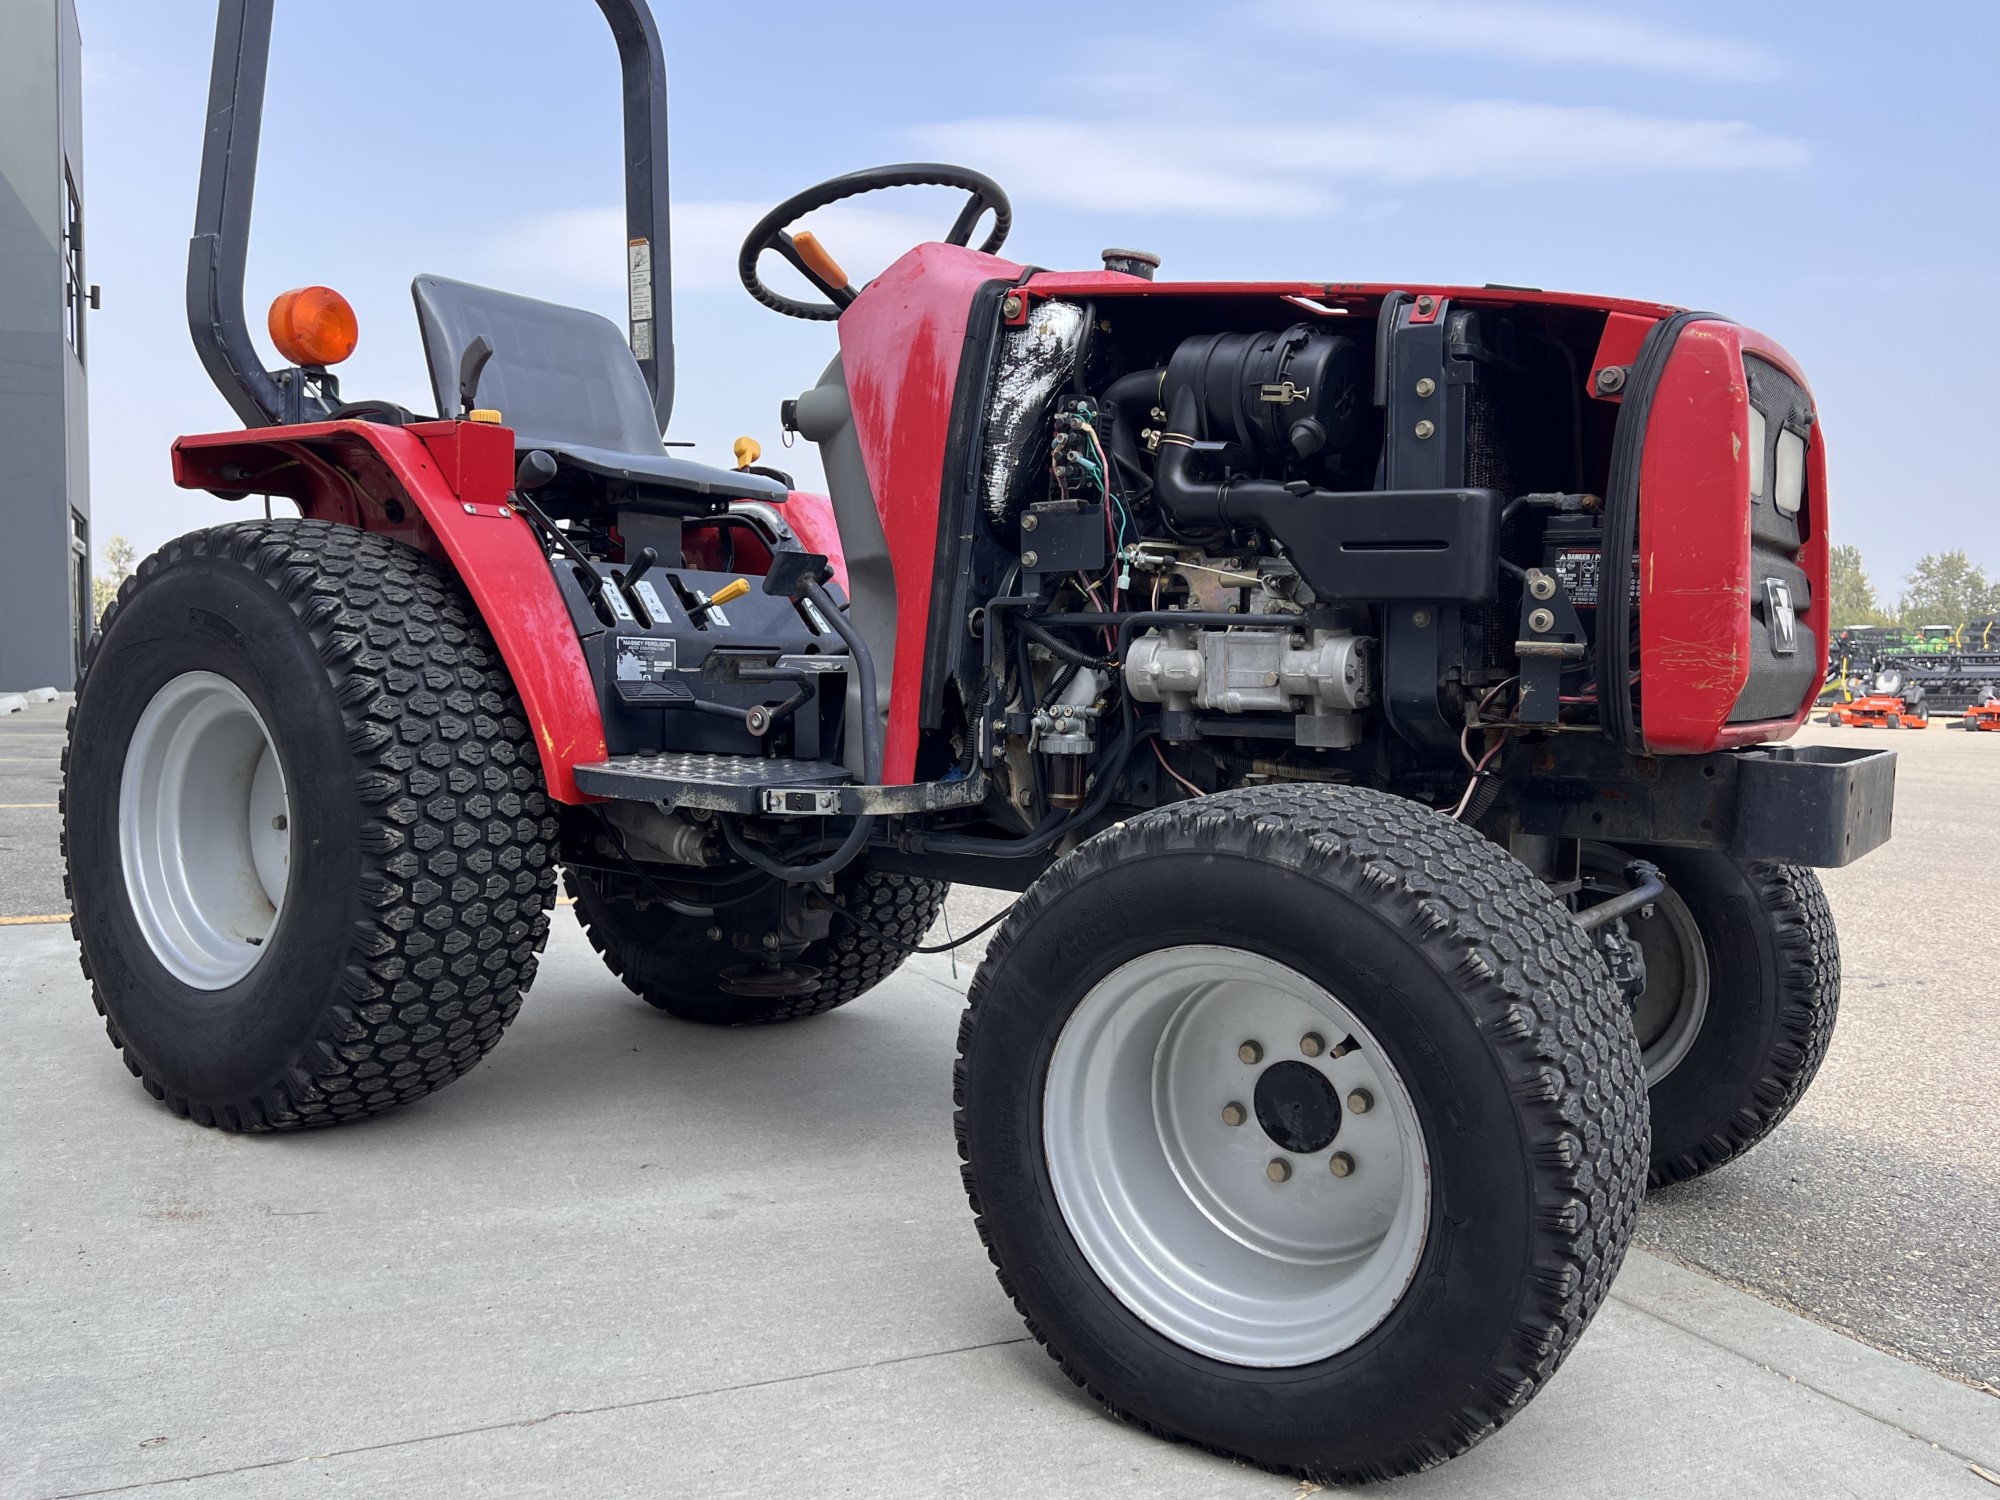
76,0,1998,599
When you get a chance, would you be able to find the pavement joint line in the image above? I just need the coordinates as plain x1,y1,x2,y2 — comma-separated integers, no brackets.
1608,1282,1994,1468
0,914,71,926
906,960,982,1001
33,1335,1036,1499
1635,1237,1992,1392
0,802,59,808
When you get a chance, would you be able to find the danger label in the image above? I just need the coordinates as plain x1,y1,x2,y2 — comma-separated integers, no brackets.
1553,549,1639,607
627,239,654,320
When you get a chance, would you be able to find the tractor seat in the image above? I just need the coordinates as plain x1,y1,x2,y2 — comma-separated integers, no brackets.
411,274,787,506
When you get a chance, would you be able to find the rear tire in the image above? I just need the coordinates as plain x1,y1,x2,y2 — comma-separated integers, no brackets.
63,520,557,1130
956,785,1646,1482
1591,846,1839,1189
566,863,947,1025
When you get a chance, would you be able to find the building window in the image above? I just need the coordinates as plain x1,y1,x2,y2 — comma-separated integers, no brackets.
70,509,92,673
62,164,85,361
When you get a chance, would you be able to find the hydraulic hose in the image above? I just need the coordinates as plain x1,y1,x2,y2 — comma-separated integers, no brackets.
907,723,1154,859
808,578,882,783
1100,367,1166,490
723,813,874,885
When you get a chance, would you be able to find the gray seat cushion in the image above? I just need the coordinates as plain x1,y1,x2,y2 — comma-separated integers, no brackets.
411,275,786,504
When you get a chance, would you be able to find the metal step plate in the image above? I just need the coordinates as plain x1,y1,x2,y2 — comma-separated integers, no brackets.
573,753,850,813
571,752,988,817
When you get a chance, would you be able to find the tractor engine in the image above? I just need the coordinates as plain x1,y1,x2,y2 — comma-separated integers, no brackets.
938,283,1833,836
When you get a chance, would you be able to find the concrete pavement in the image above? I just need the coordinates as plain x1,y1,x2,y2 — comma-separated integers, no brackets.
0,698,67,923
8,909,2000,1498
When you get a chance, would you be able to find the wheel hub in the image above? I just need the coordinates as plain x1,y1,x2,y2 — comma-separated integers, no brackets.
1253,1060,1342,1154
118,671,291,991
1044,945,1431,1368
1583,846,1710,1086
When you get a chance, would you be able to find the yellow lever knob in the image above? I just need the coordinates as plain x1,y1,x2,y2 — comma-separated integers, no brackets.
709,578,751,608
733,436,762,469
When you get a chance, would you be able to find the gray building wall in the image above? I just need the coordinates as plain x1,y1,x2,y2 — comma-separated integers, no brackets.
0,0,90,691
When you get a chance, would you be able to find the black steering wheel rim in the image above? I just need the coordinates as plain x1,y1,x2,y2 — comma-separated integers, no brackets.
738,162,1013,321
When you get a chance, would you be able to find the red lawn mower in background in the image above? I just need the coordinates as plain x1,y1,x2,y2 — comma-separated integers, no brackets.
1822,668,1931,728
1961,687,2000,730
63,0,1899,1482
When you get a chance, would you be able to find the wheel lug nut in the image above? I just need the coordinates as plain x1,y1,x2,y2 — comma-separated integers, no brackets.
1221,1102,1246,1127
271,814,288,831
1266,1158,1292,1183
1329,1152,1355,1178
1238,1041,1263,1065
1347,1089,1373,1115
1299,1032,1325,1057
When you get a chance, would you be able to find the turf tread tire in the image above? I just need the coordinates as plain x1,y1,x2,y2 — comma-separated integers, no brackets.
63,519,557,1130
1645,859,1838,1188
566,865,947,1025
954,783,1648,1483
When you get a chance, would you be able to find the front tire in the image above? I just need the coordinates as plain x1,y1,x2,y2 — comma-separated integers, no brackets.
63,521,557,1130
956,786,1647,1482
1595,846,1839,1189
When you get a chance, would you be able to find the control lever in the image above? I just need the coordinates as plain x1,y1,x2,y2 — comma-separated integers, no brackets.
508,449,627,622
619,546,664,626
621,546,659,592
688,577,750,626
458,336,494,417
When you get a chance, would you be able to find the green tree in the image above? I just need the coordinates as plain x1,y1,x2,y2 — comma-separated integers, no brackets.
92,535,137,624
1898,550,2000,626
1828,544,1895,628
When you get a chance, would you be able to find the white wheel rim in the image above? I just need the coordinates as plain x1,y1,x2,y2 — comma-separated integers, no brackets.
1044,945,1431,1368
118,671,291,990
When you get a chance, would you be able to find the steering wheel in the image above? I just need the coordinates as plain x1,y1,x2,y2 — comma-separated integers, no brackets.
738,163,1012,321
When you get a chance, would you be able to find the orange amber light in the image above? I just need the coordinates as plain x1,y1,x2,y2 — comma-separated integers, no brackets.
267,286,359,367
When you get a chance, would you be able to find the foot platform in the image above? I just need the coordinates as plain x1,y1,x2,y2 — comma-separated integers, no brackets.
571,752,985,817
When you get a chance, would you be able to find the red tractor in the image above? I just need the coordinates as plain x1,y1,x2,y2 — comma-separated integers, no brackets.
63,0,1897,1482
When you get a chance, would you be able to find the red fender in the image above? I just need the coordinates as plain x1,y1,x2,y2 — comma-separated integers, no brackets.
172,418,607,802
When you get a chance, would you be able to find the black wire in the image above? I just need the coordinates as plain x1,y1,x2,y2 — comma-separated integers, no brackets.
722,813,876,884
811,893,1012,954
1041,660,1082,708
1016,613,1114,668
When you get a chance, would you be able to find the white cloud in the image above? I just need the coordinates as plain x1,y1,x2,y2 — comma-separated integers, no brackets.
918,97,1806,218
490,201,944,297
1274,99,1809,181
918,119,1338,217
1275,0,1778,81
